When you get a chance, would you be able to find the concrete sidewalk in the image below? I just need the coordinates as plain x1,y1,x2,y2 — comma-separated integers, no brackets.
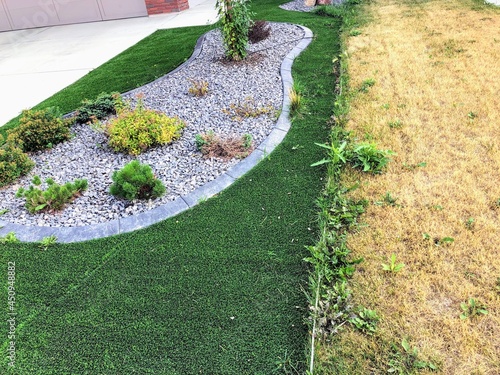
0,0,217,126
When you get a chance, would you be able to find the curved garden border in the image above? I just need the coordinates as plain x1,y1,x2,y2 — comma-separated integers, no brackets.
0,25,313,243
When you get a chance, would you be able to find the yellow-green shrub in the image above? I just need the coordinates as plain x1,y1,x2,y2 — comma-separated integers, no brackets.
7,107,72,152
0,135,35,187
106,99,185,156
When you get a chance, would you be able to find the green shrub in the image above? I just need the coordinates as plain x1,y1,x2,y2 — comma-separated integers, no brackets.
0,135,35,187
109,160,166,201
75,92,123,124
216,0,253,60
106,98,185,156
7,107,72,152
16,176,88,214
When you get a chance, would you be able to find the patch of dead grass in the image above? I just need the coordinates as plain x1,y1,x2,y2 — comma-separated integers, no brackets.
323,0,500,373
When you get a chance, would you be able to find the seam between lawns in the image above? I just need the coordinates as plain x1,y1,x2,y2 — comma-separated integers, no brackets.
0,25,313,244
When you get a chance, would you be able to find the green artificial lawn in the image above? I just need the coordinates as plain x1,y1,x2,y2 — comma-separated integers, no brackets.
1,2,341,373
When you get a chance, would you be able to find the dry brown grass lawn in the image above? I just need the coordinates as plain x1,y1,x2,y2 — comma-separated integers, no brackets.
319,0,500,373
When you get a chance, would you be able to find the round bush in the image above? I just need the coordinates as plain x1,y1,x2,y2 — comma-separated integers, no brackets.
109,160,166,201
8,107,72,152
0,137,34,187
106,100,185,156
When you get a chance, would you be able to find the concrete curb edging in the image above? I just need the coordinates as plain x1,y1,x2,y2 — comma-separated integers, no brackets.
0,25,314,243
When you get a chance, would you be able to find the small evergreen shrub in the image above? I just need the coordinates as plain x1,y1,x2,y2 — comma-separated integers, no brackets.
195,131,253,159
216,0,253,60
0,135,35,187
248,20,271,44
109,160,166,201
75,92,123,124
7,107,72,152
16,176,88,214
107,98,185,156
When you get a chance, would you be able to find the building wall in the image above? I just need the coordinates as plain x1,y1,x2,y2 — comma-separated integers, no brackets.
145,0,189,14
0,0,189,32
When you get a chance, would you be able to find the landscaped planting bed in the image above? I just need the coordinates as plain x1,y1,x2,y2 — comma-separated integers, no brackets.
0,23,303,228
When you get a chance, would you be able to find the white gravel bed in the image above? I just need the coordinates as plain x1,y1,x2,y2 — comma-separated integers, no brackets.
0,23,305,227
280,0,315,12
279,0,345,12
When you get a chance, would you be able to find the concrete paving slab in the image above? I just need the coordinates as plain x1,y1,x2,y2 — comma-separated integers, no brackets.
0,0,217,126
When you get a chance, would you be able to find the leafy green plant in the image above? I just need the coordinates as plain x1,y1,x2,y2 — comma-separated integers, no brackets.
495,278,500,294
274,350,301,374
188,79,209,97
422,233,454,246
309,280,353,337
359,78,376,92
375,192,399,207
0,209,8,215
16,176,88,214
311,140,348,168
350,143,394,174
38,235,57,250
7,107,72,152
460,298,488,320
216,0,253,61
109,160,166,201
467,111,477,121
382,254,405,273
349,307,379,335
248,20,271,44
465,217,475,231
437,237,454,246
0,135,35,187
322,188,367,232
195,131,253,159
0,232,19,244
75,92,123,124
403,162,426,170
222,97,274,121
388,338,438,373
106,97,185,155
388,119,403,129
441,39,464,58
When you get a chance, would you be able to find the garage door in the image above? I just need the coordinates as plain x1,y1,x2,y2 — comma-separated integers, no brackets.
0,0,147,31
0,2,11,32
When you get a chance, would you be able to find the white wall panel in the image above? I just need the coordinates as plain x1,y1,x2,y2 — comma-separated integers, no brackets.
4,0,59,30
1,0,150,32
56,0,101,24
0,1,12,31
98,0,147,20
